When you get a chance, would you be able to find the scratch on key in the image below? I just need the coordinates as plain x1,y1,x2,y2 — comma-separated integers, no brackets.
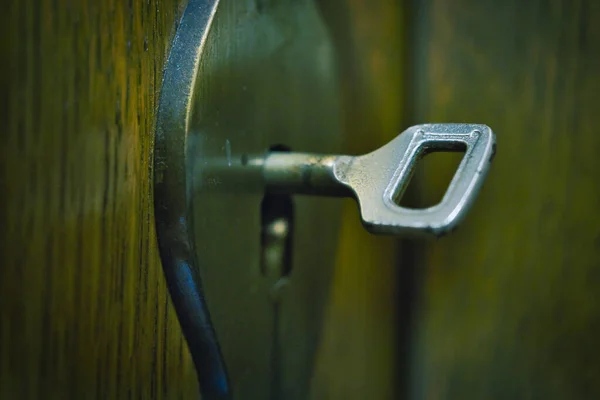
225,139,232,167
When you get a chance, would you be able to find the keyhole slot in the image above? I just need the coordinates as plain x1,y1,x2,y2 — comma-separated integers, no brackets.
260,144,295,280
260,193,294,279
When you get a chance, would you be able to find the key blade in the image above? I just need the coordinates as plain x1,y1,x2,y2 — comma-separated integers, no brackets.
334,124,496,237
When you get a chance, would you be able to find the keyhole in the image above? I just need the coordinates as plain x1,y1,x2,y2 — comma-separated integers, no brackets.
260,193,294,279
259,145,295,400
260,145,294,282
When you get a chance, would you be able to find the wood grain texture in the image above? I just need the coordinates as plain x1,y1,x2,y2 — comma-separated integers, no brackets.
0,0,198,398
409,0,600,398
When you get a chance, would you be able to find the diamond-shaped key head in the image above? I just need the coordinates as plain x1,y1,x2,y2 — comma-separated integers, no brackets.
334,123,496,237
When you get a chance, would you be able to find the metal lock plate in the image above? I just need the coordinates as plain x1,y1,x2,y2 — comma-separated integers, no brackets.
192,1,343,398
155,0,344,398
154,0,495,398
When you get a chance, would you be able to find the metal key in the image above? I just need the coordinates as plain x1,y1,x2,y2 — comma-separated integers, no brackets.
259,123,495,237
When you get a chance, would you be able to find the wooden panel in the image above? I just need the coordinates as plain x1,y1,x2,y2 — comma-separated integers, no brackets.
409,0,600,398
311,2,406,399
0,0,198,398
1,0,409,398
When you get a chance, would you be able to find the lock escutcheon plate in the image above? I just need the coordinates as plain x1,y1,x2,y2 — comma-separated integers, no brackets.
154,0,344,398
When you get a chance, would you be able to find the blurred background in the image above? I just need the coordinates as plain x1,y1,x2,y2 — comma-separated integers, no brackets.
2,0,600,398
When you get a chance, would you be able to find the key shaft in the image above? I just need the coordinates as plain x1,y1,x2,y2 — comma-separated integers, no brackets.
263,153,352,197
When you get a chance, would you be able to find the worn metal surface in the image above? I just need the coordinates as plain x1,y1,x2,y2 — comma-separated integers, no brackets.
160,0,344,398
407,0,600,398
154,0,229,397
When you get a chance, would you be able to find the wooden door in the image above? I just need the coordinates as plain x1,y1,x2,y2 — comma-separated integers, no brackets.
6,0,597,399
1,0,200,398
1,0,404,398
405,0,600,398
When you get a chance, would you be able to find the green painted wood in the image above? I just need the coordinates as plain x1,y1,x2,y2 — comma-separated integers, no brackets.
409,0,600,398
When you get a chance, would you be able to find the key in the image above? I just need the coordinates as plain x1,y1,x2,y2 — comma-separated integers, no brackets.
261,123,496,237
